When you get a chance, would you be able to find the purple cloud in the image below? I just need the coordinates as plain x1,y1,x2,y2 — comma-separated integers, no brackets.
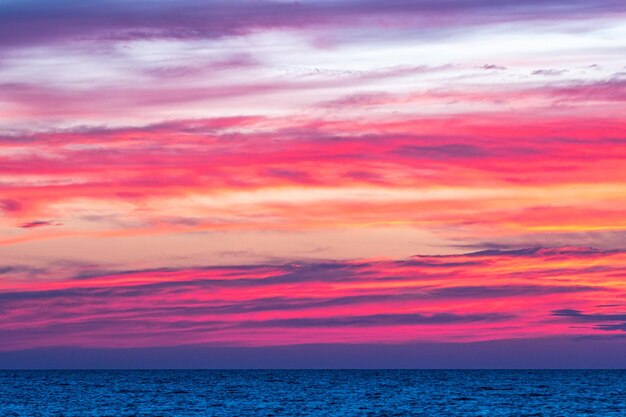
0,199,22,212
532,69,569,76
0,0,623,49
19,220,61,229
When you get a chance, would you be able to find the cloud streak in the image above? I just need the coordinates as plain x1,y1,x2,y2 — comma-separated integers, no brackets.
0,248,624,350
1,0,622,49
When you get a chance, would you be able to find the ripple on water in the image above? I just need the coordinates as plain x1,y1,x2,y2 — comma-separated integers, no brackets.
0,370,625,417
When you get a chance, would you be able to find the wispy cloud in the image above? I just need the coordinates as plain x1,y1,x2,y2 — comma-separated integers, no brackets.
0,248,623,350
1,0,622,49
1,0,625,357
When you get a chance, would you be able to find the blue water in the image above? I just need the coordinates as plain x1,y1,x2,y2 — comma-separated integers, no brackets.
1,370,625,416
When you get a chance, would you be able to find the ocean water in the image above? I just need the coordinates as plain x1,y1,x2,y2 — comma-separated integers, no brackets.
1,370,624,416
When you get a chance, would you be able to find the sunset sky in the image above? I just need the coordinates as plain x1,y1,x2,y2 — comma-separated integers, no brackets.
1,0,625,367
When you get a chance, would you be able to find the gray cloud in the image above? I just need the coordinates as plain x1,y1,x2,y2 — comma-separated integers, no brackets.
552,309,626,322
395,143,489,160
552,309,626,332
240,312,513,328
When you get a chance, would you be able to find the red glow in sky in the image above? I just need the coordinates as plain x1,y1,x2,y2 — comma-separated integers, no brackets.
1,0,625,361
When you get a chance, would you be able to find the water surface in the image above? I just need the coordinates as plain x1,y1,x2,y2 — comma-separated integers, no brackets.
1,370,625,416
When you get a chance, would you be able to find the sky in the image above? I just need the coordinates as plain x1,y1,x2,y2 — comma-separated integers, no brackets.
1,0,625,368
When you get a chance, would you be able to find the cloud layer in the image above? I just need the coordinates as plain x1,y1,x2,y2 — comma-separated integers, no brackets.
1,248,625,350
1,0,625,357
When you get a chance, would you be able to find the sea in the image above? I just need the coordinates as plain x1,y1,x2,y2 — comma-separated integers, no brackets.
1,370,624,416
